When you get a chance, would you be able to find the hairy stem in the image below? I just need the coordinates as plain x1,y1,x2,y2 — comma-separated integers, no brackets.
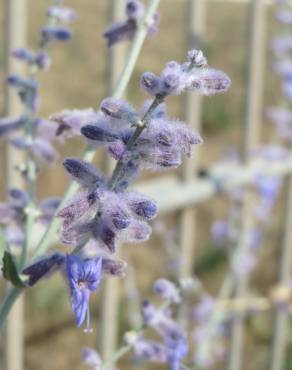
109,95,163,190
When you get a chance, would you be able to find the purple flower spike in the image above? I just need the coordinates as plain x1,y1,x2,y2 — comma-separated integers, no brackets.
23,253,64,286
66,255,102,328
63,158,106,189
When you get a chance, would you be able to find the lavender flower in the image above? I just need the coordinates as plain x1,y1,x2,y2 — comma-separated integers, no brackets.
82,347,102,369
23,253,64,286
103,0,159,47
66,255,102,328
140,50,231,98
49,108,99,140
47,6,76,23
132,338,167,362
41,25,72,43
153,278,181,303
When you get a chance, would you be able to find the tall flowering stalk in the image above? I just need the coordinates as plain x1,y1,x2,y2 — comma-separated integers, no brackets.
0,1,232,369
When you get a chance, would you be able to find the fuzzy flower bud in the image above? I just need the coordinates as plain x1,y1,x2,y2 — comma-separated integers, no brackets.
153,278,181,303
140,72,162,96
187,49,207,68
100,97,139,125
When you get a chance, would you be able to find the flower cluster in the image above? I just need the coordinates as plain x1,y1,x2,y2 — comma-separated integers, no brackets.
20,49,230,330
127,297,187,370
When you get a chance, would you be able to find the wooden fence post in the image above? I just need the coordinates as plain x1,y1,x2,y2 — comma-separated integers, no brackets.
178,0,206,281
4,1,27,370
228,1,266,370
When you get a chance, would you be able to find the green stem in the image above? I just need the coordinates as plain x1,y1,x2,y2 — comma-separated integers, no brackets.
0,0,161,330
112,0,160,99
0,287,21,331
109,96,163,190
100,344,132,370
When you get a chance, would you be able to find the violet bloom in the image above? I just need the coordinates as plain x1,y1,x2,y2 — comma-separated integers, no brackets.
82,347,102,369
275,10,292,25
66,255,102,329
165,336,188,370
153,278,181,303
193,295,215,323
47,6,76,23
0,116,27,137
23,253,64,286
211,220,228,246
231,251,256,279
49,108,99,140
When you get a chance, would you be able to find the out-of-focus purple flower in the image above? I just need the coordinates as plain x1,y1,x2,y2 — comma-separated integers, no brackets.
153,278,181,303
125,0,145,20
231,251,256,279
38,197,61,225
103,0,158,47
11,48,51,70
66,254,102,328
211,220,228,246
50,108,99,140
141,300,186,340
103,20,137,48
249,228,262,251
165,336,188,370
41,25,72,43
275,10,292,25
193,295,215,323
0,116,26,137
254,145,289,161
132,337,167,363
82,347,102,369
23,253,65,286
271,35,292,57
47,6,76,23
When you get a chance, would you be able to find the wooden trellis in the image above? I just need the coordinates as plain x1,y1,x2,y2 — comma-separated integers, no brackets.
2,1,292,370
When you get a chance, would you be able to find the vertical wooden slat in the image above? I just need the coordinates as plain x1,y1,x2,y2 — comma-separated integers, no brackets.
228,1,266,370
100,0,126,361
178,0,206,281
4,1,27,370
269,178,292,369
